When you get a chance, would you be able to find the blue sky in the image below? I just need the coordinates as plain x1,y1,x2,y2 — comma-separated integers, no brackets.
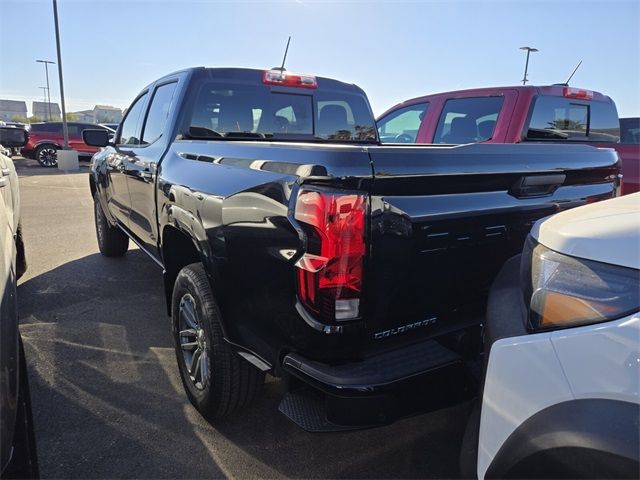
1,0,638,117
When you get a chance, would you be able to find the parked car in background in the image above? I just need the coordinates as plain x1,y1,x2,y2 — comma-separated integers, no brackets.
22,122,113,167
619,117,639,194
86,66,619,431
377,85,639,194
0,127,38,479
461,193,639,479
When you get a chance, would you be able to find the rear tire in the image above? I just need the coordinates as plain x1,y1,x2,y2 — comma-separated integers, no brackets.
172,263,265,423
34,144,58,167
94,196,128,257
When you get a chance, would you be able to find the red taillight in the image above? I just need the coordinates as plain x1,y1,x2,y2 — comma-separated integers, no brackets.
294,189,366,321
262,70,318,89
563,87,593,100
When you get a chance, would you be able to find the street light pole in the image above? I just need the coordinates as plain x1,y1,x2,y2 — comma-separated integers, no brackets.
39,87,48,116
36,59,55,121
519,46,538,85
52,0,69,149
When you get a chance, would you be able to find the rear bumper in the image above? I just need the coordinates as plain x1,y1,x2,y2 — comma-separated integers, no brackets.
281,338,474,430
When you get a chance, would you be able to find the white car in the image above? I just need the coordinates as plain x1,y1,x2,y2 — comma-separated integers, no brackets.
475,193,639,479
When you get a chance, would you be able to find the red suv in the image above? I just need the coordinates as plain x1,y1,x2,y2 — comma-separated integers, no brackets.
377,85,638,194
23,122,114,167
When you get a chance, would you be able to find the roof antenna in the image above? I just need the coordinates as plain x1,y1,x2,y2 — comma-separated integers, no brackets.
564,60,582,85
273,36,291,72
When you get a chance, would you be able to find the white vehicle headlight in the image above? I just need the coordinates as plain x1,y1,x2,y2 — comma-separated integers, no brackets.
521,236,639,331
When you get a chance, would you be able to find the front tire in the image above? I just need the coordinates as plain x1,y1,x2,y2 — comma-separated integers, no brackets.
34,144,58,167
172,263,264,423
94,196,128,257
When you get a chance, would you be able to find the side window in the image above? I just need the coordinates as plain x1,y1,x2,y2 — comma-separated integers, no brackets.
119,92,148,145
67,124,81,136
620,118,640,144
433,97,504,144
377,103,428,143
141,82,178,144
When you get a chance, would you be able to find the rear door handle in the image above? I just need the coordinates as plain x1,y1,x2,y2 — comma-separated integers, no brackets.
510,174,566,198
1,168,9,176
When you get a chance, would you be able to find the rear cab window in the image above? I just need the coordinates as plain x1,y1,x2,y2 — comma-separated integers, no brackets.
183,70,377,143
377,103,428,143
524,96,620,143
433,96,504,144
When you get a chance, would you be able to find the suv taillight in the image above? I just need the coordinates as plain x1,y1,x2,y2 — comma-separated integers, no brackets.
294,189,366,322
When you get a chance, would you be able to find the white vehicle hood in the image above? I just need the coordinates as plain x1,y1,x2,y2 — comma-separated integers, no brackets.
531,193,640,269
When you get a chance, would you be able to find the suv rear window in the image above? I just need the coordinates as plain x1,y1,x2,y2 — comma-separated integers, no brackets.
525,96,620,143
433,97,503,144
186,81,376,142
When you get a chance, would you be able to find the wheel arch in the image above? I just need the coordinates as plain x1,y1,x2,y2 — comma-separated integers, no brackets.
160,220,224,322
485,398,640,479
34,141,63,151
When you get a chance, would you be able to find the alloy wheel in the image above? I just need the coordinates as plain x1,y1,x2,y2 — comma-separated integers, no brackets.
178,294,210,390
38,147,57,167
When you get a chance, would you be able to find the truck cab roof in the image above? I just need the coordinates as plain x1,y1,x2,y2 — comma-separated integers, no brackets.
382,85,614,115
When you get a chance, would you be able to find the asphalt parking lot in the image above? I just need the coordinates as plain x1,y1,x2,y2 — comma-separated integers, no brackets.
15,156,471,479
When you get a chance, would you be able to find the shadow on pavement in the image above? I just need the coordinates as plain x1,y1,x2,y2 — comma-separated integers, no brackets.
18,250,469,479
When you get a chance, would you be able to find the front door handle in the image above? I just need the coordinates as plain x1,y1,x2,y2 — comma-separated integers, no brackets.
139,170,153,180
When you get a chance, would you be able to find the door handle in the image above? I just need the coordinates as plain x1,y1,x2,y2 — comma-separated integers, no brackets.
140,170,153,180
1,168,9,176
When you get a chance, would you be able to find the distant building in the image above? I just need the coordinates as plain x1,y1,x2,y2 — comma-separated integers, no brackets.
0,99,28,121
70,109,95,123
93,105,123,123
32,101,61,120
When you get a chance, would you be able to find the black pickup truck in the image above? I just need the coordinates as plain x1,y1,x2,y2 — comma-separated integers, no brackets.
85,67,620,431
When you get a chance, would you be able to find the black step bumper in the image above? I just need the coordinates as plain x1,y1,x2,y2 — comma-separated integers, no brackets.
280,339,475,431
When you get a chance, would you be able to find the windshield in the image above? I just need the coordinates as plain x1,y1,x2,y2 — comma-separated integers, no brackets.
184,81,377,143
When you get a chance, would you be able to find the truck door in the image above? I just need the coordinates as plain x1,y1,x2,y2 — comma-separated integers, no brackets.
107,91,149,228
126,79,180,258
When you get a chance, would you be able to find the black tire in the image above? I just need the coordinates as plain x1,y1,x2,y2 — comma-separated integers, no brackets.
94,196,128,257
34,144,58,167
172,263,264,423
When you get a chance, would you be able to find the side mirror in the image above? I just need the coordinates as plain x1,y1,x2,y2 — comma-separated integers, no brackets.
0,127,28,148
83,129,110,147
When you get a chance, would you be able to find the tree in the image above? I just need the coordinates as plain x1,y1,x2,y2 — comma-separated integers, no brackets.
27,115,43,123
10,115,28,124
65,112,78,121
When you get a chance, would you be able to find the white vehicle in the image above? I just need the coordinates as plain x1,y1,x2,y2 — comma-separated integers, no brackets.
472,193,640,479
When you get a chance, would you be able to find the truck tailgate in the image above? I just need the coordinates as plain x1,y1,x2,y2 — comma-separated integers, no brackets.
363,143,619,346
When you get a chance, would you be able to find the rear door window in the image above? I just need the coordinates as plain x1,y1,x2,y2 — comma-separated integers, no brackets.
141,81,178,144
525,96,620,142
377,103,428,143
433,97,503,144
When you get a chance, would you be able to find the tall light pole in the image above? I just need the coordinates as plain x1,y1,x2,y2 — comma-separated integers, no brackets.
36,59,55,121
519,46,538,85
39,87,48,119
52,0,69,149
